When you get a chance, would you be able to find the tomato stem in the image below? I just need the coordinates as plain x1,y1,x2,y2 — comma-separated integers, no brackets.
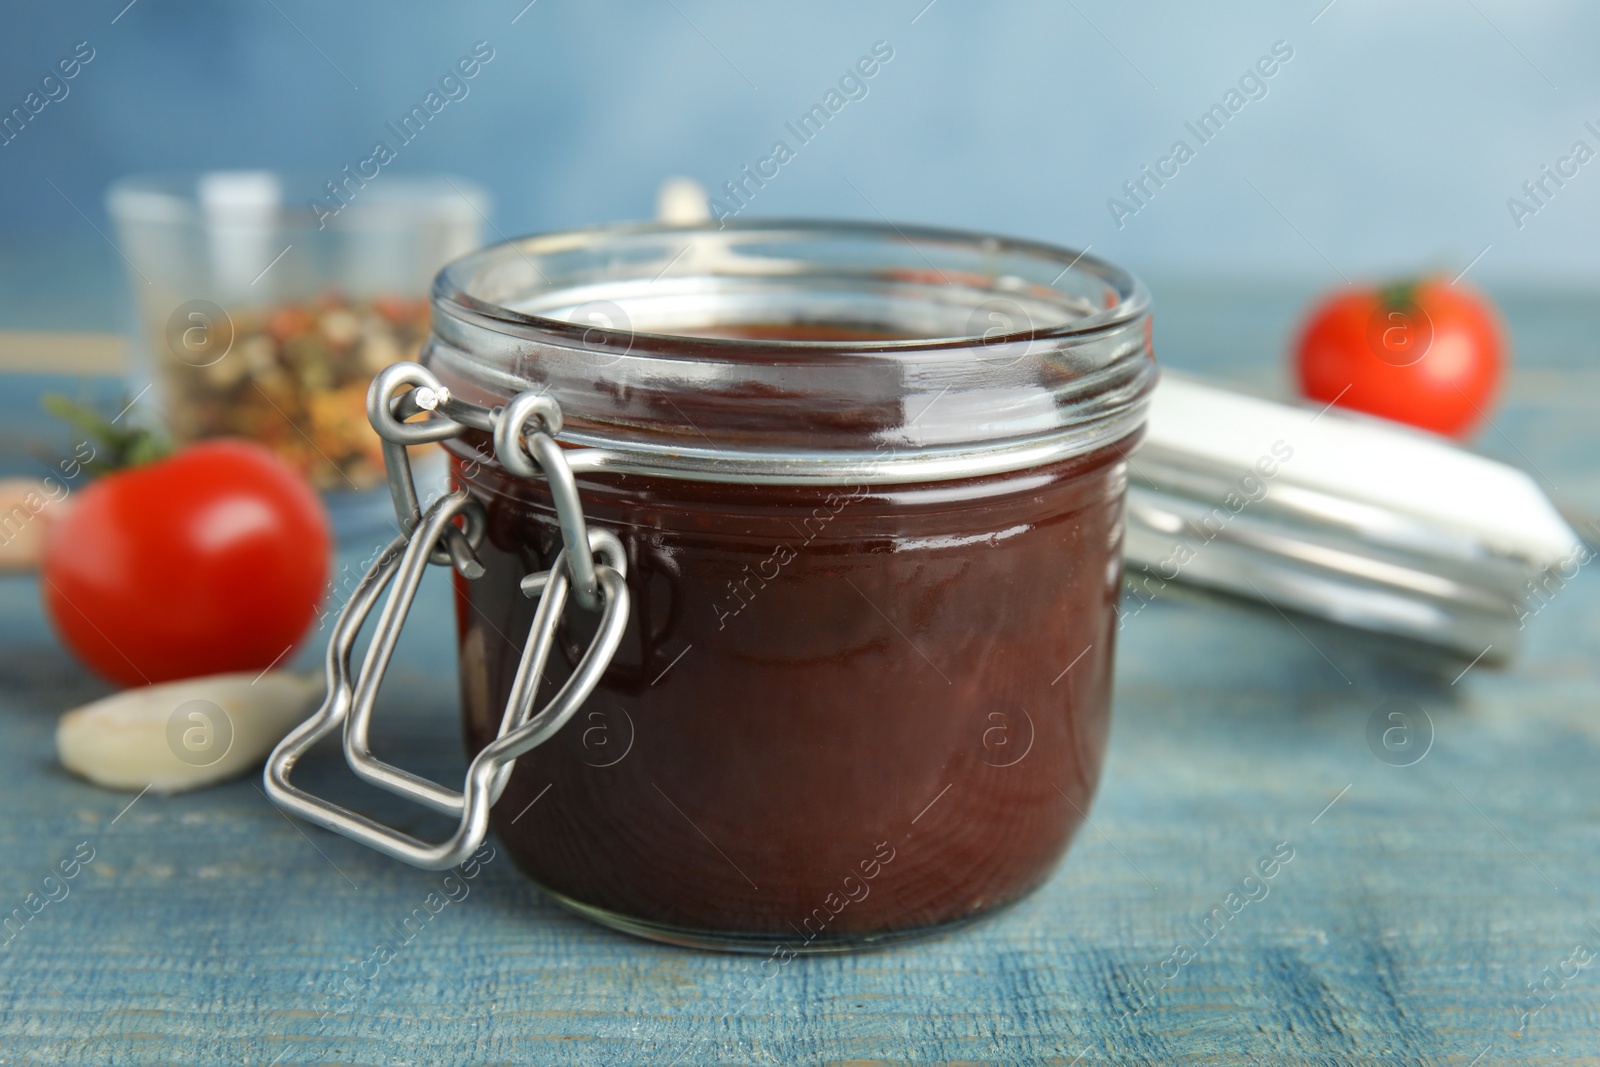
42,393,173,475
1379,278,1422,311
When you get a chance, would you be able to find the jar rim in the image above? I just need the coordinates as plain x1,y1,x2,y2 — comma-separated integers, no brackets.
424,218,1156,485
432,217,1150,359
106,169,491,232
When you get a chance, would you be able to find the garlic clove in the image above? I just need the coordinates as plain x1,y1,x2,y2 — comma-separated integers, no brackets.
0,477,58,571
57,671,322,794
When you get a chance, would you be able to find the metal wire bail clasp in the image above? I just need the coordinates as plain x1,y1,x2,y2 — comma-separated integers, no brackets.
263,362,631,870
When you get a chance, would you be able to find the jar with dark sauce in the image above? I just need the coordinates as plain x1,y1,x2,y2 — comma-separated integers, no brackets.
424,220,1156,951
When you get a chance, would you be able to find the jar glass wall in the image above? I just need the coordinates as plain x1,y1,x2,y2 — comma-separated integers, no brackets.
426,220,1156,951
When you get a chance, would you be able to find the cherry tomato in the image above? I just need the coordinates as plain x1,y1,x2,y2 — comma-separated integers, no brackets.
1293,278,1506,438
41,439,330,687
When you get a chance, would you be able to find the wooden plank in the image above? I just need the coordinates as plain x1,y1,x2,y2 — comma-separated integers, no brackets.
0,331,125,376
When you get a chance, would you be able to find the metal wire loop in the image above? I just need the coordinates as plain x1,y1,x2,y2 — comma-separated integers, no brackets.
367,362,463,446
494,390,600,611
366,363,488,576
262,361,633,870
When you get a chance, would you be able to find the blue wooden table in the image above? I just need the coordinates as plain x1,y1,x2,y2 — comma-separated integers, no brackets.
1,282,1597,1065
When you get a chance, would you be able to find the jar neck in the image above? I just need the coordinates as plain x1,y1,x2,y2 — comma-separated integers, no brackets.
425,220,1156,485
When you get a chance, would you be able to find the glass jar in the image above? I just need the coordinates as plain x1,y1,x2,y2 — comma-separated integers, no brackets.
106,171,487,533
421,220,1156,950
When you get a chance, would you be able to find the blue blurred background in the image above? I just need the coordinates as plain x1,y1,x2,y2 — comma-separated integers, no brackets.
0,0,1594,332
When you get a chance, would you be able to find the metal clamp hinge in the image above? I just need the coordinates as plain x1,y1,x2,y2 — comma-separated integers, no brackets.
263,362,630,870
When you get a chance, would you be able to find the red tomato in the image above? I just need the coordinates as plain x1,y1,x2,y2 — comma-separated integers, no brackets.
41,440,330,687
1293,278,1506,438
